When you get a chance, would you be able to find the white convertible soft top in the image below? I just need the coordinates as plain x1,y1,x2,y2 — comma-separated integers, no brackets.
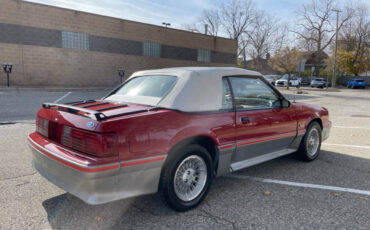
114,67,262,112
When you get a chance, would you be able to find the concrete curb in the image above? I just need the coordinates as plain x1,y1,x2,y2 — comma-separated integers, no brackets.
278,87,341,93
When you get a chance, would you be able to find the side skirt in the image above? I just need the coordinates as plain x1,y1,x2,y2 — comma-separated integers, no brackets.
230,148,296,172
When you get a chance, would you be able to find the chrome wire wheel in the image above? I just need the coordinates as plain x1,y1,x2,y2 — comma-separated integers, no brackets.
174,155,207,202
306,128,320,156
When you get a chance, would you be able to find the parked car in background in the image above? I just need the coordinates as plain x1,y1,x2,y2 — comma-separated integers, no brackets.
311,78,329,88
300,76,313,85
276,74,301,87
263,75,280,85
27,67,331,211
347,79,366,89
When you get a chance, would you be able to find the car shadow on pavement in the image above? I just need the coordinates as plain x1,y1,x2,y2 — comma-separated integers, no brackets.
42,189,178,229
41,150,370,229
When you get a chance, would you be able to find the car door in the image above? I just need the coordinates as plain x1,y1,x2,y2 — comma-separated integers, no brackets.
227,76,297,170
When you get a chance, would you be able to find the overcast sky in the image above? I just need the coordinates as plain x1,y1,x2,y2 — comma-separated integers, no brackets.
25,0,367,34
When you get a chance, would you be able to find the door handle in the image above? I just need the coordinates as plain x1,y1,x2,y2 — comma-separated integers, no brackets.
241,117,250,124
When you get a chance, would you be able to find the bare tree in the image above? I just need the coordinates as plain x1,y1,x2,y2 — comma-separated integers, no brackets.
220,0,256,58
297,29,317,51
273,23,290,53
269,47,302,89
188,0,288,69
199,9,221,36
293,0,353,76
239,32,251,67
246,11,288,71
220,0,255,39
337,4,369,75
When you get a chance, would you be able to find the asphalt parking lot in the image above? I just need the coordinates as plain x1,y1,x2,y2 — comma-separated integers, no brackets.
1,86,370,229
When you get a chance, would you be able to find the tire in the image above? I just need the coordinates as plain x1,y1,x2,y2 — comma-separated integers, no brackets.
159,144,214,211
295,122,322,161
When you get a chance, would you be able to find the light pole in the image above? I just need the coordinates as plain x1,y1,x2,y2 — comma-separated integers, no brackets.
162,22,171,28
2,62,13,87
332,9,341,88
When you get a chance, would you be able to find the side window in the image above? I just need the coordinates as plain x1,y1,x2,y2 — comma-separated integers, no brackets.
229,77,280,110
222,78,233,110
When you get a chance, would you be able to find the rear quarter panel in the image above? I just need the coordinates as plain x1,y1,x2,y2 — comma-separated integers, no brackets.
99,110,235,162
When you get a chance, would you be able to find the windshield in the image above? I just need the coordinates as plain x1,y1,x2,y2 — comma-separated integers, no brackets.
105,75,177,105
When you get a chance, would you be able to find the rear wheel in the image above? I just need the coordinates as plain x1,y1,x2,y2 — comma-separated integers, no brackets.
295,122,322,161
160,144,213,211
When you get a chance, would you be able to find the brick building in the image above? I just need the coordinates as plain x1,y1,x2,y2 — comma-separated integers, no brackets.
0,0,237,87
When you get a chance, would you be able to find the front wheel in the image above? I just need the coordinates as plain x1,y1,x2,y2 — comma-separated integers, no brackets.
160,144,213,211
295,122,322,161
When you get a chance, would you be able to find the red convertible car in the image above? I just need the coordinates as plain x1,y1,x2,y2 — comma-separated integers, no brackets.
28,67,331,211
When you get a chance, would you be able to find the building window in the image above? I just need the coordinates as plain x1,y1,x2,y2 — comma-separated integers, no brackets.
197,49,211,62
143,42,161,57
62,31,89,50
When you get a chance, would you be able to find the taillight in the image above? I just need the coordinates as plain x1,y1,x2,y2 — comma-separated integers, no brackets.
36,117,57,139
61,125,118,157
36,117,49,137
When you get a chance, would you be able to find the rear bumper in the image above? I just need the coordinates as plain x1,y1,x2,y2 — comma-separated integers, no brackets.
311,84,325,87
28,133,166,205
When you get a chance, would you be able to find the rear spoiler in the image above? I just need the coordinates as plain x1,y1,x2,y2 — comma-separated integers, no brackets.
42,102,151,121
42,103,107,120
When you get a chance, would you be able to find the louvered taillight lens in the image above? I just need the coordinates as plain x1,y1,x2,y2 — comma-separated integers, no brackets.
61,125,118,157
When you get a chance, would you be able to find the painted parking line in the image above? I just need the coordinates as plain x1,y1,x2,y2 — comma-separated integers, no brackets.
53,92,72,103
333,126,370,130
226,174,370,196
322,143,370,149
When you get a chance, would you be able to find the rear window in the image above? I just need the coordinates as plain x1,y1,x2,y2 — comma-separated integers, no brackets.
106,75,177,105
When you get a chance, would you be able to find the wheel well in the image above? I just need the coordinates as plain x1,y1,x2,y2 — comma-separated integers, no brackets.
166,135,218,168
192,136,217,163
310,118,323,130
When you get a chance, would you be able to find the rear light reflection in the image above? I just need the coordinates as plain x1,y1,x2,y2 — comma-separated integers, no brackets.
36,117,49,137
61,125,118,157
